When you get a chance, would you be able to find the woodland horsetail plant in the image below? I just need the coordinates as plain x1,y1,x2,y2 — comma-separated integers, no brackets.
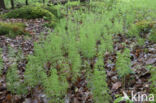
88,54,112,103
6,63,27,95
116,48,132,78
1,0,156,103
115,48,132,88
23,7,115,102
147,66,156,95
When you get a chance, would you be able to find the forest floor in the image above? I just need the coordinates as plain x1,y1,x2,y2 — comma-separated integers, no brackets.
0,9,156,103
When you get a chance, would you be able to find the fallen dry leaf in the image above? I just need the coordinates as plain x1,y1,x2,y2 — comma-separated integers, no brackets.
112,82,122,90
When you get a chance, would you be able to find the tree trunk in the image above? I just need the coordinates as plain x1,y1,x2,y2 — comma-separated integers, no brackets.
0,0,6,9
10,0,14,9
26,0,28,5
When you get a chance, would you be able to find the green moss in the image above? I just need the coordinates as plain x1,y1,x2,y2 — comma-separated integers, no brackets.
2,6,58,27
0,22,29,38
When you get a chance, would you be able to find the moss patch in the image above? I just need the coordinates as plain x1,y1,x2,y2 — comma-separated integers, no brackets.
0,22,29,38
2,6,58,27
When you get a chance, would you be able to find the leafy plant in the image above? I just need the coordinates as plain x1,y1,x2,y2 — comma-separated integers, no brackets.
78,14,98,58
114,96,133,103
99,34,113,54
43,68,68,103
88,55,111,103
24,55,47,88
24,29,68,102
12,1,156,102
68,38,81,81
6,63,27,95
116,48,132,78
6,46,27,95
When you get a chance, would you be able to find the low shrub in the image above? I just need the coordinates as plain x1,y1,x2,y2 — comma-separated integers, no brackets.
2,6,58,27
0,22,29,37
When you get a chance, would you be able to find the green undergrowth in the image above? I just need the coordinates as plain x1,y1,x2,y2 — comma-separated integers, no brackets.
6,63,27,95
88,54,112,103
3,0,156,102
43,68,68,103
129,20,156,45
0,22,29,37
65,1,80,7
116,48,132,78
147,65,156,99
116,47,132,88
150,66,156,92
5,46,27,95
107,0,156,45
43,5,64,19
23,7,115,102
2,5,62,27
149,27,156,43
